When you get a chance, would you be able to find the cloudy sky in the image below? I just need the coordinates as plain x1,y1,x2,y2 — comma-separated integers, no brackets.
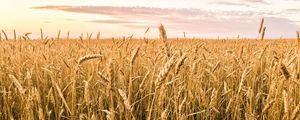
0,0,300,38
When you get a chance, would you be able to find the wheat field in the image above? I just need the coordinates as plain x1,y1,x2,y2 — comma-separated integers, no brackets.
0,28,300,120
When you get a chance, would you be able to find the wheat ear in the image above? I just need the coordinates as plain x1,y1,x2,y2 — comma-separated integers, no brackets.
78,54,103,64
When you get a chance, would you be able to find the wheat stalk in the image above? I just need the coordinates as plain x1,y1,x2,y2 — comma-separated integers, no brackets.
126,47,140,119
179,97,187,114
71,79,77,118
139,71,150,92
78,54,103,64
159,23,167,41
148,52,178,120
283,90,289,117
155,51,178,88
102,110,113,120
33,87,45,120
145,27,150,35
97,32,100,40
237,67,251,94
40,28,44,40
259,18,264,34
297,31,300,45
98,72,109,83
297,31,300,75
161,109,168,120
291,103,300,120
91,114,97,120
24,32,31,40
13,29,16,41
88,33,92,40
108,59,115,120
52,79,71,114
84,80,90,103
175,53,187,75
118,89,132,111
9,74,25,94
2,30,8,40
130,47,140,64
67,31,70,40
280,62,290,80
262,99,275,114
57,29,61,40
261,27,266,40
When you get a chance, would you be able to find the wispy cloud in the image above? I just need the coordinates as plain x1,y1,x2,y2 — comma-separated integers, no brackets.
242,0,266,3
212,0,268,7
90,19,135,24
286,9,300,12
32,5,300,38
215,1,250,6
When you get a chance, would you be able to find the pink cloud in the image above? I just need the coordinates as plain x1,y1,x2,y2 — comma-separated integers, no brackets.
32,6,300,38
243,0,266,3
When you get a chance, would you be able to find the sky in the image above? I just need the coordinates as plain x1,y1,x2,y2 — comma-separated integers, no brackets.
0,0,300,39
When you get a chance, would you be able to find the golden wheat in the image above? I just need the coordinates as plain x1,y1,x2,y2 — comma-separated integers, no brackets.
78,54,103,64
1,26,300,120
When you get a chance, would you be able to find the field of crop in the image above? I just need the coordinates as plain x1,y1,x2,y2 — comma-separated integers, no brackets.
1,32,300,120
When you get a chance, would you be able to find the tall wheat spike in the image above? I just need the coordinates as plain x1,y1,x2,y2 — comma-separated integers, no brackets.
259,18,264,34
13,29,16,41
2,30,8,40
97,32,100,40
88,33,92,40
159,24,167,41
40,28,44,40
261,27,266,41
258,18,266,41
57,29,61,40
67,31,70,40
24,32,31,40
145,27,150,35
